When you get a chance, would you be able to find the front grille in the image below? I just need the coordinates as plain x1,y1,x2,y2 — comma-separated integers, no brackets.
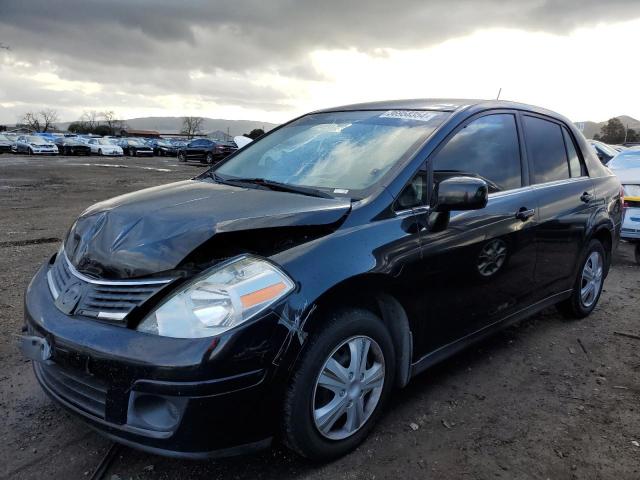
36,362,108,419
48,251,172,322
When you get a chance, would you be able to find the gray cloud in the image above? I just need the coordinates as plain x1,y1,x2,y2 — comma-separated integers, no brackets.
1,0,640,122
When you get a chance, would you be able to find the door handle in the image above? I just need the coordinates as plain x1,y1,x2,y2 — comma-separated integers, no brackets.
580,192,593,203
515,207,535,221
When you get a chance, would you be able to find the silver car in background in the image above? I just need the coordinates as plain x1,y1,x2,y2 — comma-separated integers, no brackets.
608,150,640,263
85,138,124,156
11,135,58,155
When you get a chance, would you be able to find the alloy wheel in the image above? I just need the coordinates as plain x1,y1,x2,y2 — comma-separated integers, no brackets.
312,336,385,440
477,239,507,277
580,251,603,308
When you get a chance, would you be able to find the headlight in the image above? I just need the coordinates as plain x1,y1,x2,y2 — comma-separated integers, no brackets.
137,256,294,338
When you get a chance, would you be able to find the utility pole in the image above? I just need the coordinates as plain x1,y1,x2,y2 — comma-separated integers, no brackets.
624,123,629,143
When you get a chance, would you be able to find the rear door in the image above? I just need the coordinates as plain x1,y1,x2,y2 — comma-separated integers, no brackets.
521,114,595,299
411,111,539,354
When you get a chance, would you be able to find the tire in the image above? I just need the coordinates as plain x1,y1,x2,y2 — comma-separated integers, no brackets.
635,243,640,265
557,239,606,319
205,152,214,164
28,148,33,156
282,307,395,460
130,148,136,157
98,149,103,156
178,151,186,162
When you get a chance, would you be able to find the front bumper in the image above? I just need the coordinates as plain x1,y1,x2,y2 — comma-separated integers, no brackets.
23,262,286,458
622,206,640,240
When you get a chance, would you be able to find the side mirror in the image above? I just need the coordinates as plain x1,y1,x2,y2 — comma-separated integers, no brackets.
434,176,488,212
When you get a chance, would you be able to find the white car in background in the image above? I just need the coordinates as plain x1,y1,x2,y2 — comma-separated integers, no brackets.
608,150,640,263
85,138,124,156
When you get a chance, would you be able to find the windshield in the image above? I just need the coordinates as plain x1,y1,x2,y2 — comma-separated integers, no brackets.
26,136,47,144
215,110,449,195
608,153,640,170
0,134,9,141
128,139,146,146
97,139,114,145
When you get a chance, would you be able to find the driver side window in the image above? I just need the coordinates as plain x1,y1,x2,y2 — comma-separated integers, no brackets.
432,114,522,193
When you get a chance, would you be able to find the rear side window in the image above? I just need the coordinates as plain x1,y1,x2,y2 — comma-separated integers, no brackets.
432,114,522,192
523,116,569,184
562,127,583,177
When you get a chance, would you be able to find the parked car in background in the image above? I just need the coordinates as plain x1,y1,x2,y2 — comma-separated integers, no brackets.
590,140,618,165
611,145,628,152
234,135,253,149
117,138,154,156
177,138,237,164
0,133,12,153
12,135,58,155
607,150,640,263
147,139,178,156
85,138,124,156
20,99,622,460
34,132,58,143
54,137,91,156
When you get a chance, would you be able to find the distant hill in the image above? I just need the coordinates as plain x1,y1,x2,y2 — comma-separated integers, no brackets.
575,115,640,139
58,116,277,136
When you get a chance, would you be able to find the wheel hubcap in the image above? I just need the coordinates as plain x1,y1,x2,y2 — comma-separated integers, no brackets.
312,336,385,440
478,239,507,276
580,251,603,308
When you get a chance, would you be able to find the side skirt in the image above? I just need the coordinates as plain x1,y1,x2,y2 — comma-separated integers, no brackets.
410,289,572,378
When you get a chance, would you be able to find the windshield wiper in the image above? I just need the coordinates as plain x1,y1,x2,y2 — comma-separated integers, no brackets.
218,176,334,199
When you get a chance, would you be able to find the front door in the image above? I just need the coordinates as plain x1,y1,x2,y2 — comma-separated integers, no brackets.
411,112,538,356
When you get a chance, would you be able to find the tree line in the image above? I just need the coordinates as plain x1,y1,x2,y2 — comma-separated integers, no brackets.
593,117,640,144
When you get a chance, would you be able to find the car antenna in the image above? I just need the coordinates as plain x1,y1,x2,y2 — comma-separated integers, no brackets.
496,88,502,100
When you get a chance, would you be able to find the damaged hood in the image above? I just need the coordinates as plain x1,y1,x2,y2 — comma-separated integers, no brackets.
64,179,351,279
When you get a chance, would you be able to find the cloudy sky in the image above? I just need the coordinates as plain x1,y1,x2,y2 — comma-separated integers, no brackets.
1,0,640,126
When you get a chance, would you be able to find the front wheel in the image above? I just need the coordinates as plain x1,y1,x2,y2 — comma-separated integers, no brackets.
557,239,606,319
130,148,136,157
282,308,395,460
178,151,186,162
205,152,214,164
98,149,103,156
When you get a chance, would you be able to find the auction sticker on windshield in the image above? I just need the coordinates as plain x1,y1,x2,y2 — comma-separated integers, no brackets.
379,110,440,122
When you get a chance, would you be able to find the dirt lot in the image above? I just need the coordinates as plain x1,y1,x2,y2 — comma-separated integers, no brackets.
1,153,638,480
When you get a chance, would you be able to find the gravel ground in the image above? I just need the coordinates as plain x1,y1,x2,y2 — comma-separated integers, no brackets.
1,154,639,480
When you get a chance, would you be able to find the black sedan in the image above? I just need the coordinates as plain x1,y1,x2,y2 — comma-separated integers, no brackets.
55,137,91,156
21,99,622,460
177,138,237,164
147,139,178,156
118,138,154,157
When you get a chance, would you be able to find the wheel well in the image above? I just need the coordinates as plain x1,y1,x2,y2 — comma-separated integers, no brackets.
592,227,613,275
306,275,413,388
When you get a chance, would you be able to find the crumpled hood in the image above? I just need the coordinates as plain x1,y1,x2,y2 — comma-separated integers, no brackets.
64,179,351,279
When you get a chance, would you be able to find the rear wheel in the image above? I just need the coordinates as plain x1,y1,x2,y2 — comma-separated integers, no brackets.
557,239,605,318
28,148,33,156
283,308,395,460
130,148,136,157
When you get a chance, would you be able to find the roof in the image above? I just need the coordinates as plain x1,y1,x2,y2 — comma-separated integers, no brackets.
315,98,566,121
